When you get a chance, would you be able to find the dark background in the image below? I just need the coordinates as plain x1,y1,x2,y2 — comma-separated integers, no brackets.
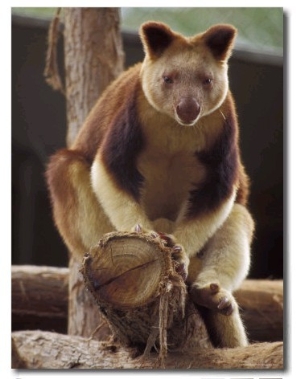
11,15,283,279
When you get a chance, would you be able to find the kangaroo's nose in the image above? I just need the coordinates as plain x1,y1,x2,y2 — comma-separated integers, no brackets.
176,97,201,125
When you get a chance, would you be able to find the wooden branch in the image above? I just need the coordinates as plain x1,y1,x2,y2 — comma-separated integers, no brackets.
11,265,283,342
11,330,283,369
12,265,68,333
235,278,283,342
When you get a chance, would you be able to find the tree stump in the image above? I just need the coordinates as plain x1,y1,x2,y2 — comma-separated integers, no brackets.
80,231,212,362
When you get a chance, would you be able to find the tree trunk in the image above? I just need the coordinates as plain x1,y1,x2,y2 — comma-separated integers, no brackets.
11,330,283,369
62,7,124,338
63,7,124,145
11,265,283,343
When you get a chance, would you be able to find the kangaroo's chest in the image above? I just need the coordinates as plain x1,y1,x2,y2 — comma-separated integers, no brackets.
137,147,206,221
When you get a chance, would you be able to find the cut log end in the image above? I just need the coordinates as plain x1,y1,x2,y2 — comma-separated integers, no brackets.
79,231,211,358
80,231,183,309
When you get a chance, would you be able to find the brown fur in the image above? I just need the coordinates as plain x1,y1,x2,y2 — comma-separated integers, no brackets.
73,64,143,163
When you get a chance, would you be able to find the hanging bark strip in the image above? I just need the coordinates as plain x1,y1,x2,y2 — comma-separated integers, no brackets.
44,7,64,93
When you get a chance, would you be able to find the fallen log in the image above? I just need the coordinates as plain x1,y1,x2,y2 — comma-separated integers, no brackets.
11,330,283,369
11,270,283,342
235,278,283,342
12,265,68,333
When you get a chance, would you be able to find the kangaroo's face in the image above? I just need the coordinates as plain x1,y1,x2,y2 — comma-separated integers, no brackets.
140,22,236,126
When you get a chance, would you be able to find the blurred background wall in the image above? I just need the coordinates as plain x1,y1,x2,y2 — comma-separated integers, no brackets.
11,8,283,279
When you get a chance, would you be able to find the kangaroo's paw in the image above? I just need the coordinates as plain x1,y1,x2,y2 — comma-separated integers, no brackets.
190,282,237,316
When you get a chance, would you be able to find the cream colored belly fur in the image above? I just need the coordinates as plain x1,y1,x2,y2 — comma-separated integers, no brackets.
138,147,206,226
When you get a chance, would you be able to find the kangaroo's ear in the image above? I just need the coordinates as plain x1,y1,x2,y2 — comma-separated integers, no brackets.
203,24,237,61
139,21,175,59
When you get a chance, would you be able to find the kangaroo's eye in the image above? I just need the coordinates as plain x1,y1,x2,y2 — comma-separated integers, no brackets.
163,76,174,84
203,78,213,86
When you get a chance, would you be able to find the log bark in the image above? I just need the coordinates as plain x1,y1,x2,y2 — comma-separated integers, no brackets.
11,330,283,369
62,7,124,338
11,265,283,343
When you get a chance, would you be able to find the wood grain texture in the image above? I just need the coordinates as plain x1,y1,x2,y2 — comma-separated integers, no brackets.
11,330,283,369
